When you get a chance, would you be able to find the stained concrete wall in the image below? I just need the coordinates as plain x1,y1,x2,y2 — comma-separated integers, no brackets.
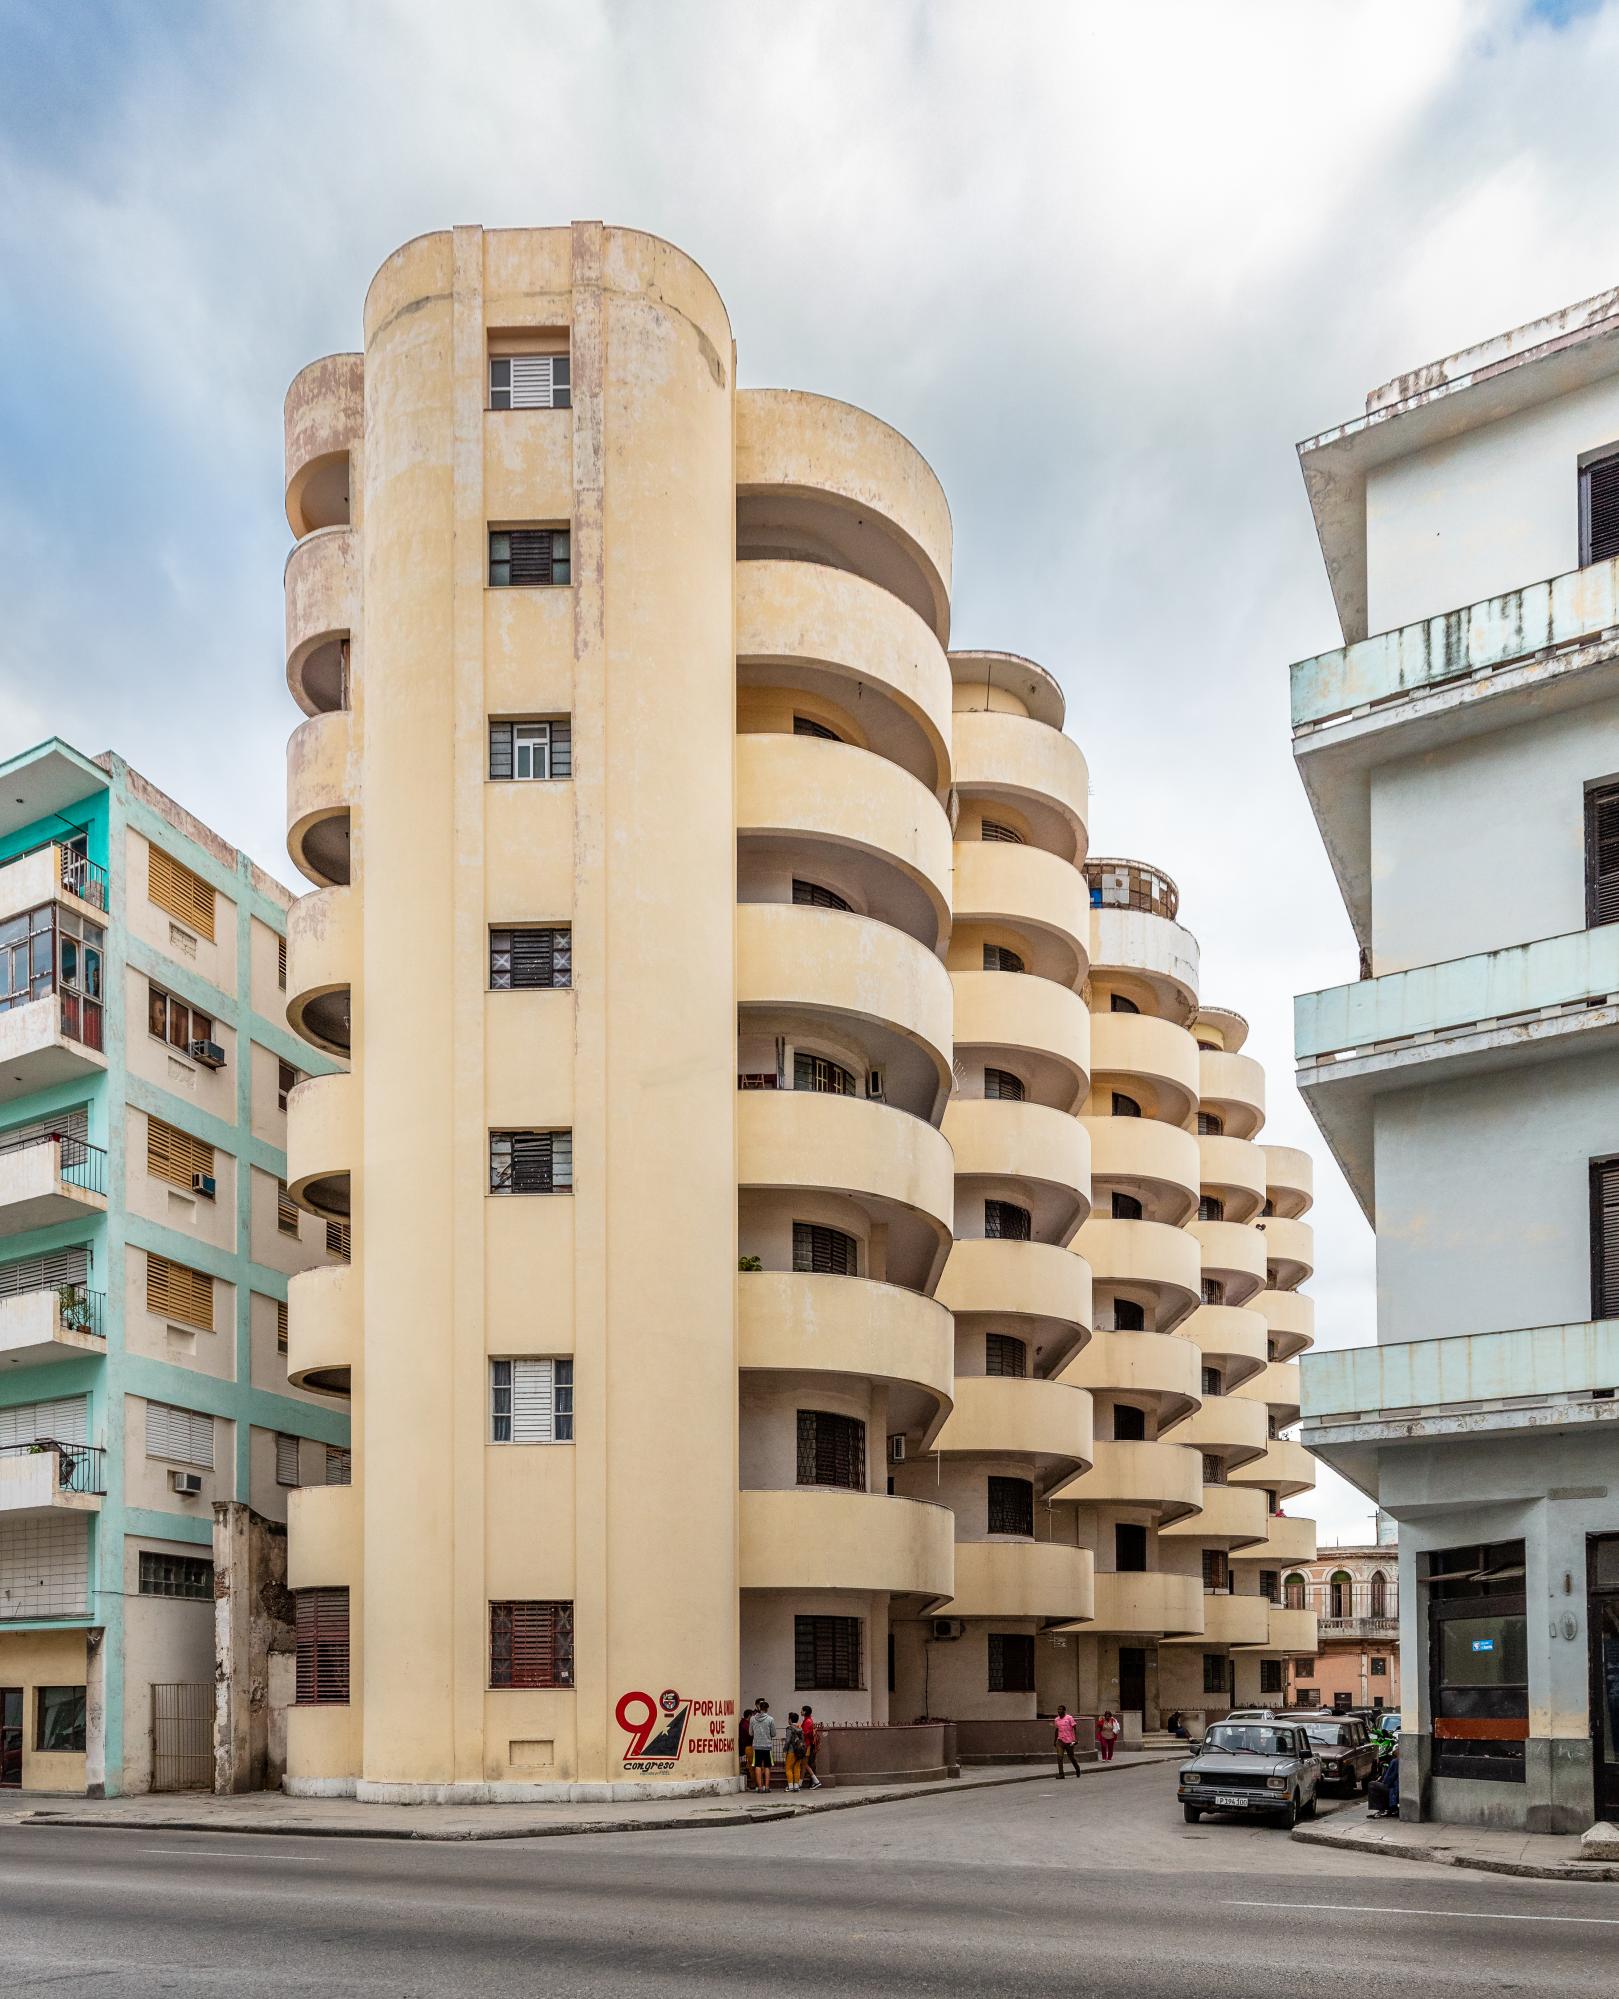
213,1500,295,1793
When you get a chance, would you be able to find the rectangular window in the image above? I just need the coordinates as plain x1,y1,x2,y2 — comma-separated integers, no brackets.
794,1051,856,1096
1113,1403,1146,1440
488,718,573,781
1201,1366,1224,1397
984,1199,1031,1241
1202,1653,1227,1696
277,936,287,990
490,927,572,990
490,1358,575,1443
792,1222,857,1276
1580,449,1619,567
1260,1658,1284,1696
138,1551,213,1601
1111,1298,1146,1331
1202,1548,1230,1592
35,1685,87,1753
1114,1522,1148,1572
796,1409,866,1490
1426,1538,1528,1783
792,878,850,913
148,847,216,941
295,1587,350,1705
144,1398,214,1468
490,1129,573,1194
277,1180,301,1237
1258,1568,1281,1606
1371,1656,1388,1677
987,1474,1034,1537
275,1433,300,1487
983,1067,1025,1102
0,1245,89,1300
146,1115,215,1191
0,1395,88,1449
984,1332,1027,1378
488,529,570,588
489,1599,574,1688
278,1062,300,1113
1588,783,1619,928
1196,1112,1224,1136
1593,1155,1619,1318
276,1298,289,1354
1201,1278,1225,1305
489,353,571,410
987,1632,1035,1694
325,1446,351,1487
1198,1195,1224,1222
147,985,215,1058
326,1220,351,1261
794,1614,861,1691
146,1252,214,1333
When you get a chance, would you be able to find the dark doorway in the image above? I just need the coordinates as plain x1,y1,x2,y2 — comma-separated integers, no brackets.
1590,1536,1619,1821
0,1689,21,1788
1119,1645,1146,1716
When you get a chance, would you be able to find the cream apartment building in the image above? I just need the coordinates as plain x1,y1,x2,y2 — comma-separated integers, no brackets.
279,222,1317,1799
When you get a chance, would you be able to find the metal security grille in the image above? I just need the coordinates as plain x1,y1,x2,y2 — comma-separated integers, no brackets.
489,927,571,989
987,1476,1034,1537
147,846,216,941
147,1115,215,1190
1112,1299,1146,1331
792,1223,857,1275
984,1200,1031,1241
985,1333,1027,1378
1594,1155,1619,1319
988,1633,1035,1693
0,1515,88,1618
983,1067,1025,1102
489,354,571,409
1197,1112,1225,1136
1201,1453,1226,1487
796,1410,866,1490
488,719,573,780
793,714,841,741
295,1589,350,1704
982,944,1024,973
791,878,850,913
794,1614,861,1691
488,530,570,587
1587,783,1619,927
490,1129,573,1193
1581,452,1619,566
1198,1195,1224,1222
1202,1548,1230,1591
489,1600,574,1688
147,1253,213,1332
981,820,1024,844
151,1683,212,1792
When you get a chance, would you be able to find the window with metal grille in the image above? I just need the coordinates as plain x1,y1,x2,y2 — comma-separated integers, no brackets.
1198,1195,1224,1222
277,1180,300,1237
1111,1091,1141,1117
987,1632,1035,1692
146,1115,215,1191
792,1222,857,1275
490,1129,573,1194
325,1446,351,1486
794,1614,861,1691
148,846,216,941
295,1588,350,1704
984,1199,1031,1241
1111,1297,1146,1331
1203,1653,1227,1695
146,1253,213,1333
488,718,573,780
792,878,850,913
1259,1658,1284,1695
1202,1366,1223,1397
489,353,571,410
987,1474,1034,1537
1113,1402,1146,1440
278,1062,299,1113
985,1332,1027,1378
1197,1111,1224,1136
1580,449,1619,566
491,1358,575,1443
1111,1192,1143,1221
488,529,571,587
138,1550,214,1600
983,1067,1025,1102
982,944,1024,973
1202,1548,1230,1592
148,984,214,1056
981,820,1024,844
490,927,571,990
277,936,287,990
796,1409,866,1490
1115,1522,1148,1572
1258,1569,1281,1606
1201,1278,1225,1306
276,1298,289,1354
275,1433,300,1487
1592,1155,1619,1317
0,1245,88,1299
793,714,842,741
489,1599,574,1688
1586,782,1619,927
794,1051,855,1096
145,1399,214,1468
1110,993,1139,1014
1201,1453,1226,1487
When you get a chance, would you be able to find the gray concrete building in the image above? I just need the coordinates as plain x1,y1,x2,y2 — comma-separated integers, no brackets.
1293,286,1619,1835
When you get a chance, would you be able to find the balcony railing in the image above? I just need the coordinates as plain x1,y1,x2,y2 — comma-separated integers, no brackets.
1316,1614,1399,1639
0,840,108,914
1084,856,1179,921
53,1286,105,1340
0,1129,108,1198
0,1438,107,1495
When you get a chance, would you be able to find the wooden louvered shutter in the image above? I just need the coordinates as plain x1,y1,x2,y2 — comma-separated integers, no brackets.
490,1600,574,1688
1587,784,1619,927
295,1588,349,1704
792,1222,857,1275
1591,1156,1619,1318
147,1115,214,1189
147,1252,214,1332
1582,453,1619,566
148,846,216,941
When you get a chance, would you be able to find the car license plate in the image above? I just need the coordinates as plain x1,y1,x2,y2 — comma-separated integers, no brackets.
1214,1794,1249,1808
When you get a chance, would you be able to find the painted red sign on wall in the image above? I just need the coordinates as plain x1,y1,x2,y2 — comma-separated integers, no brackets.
617,1688,736,1772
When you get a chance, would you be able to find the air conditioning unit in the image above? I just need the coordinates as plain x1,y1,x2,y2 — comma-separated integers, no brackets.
170,1470,204,1497
931,1617,965,1642
190,1040,226,1069
866,1070,886,1102
191,1172,217,1200
887,1434,906,1464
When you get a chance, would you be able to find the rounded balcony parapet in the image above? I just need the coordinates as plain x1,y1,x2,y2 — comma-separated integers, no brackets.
941,1098,1090,1245
930,1375,1093,1484
949,710,1088,864
1082,1569,1204,1639
1180,1305,1269,1389
1160,1482,1268,1550
1163,1390,1269,1468
949,651,1066,731
1087,1012,1200,1126
1074,1216,1201,1331
287,709,355,890
1229,1438,1316,1500
1261,1145,1314,1219
1199,1049,1266,1139
1196,1134,1267,1224
287,1070,356,1222
286,1480,360,1591
1190,1219,1268,1306
739,1486,954,1601
285,526,358,716
1253,1606,1318,1655
951,841,1091,989
944,1540,1093,1624
934,1237,1091,1376
1255,1289,1315,1361
1084,1116,1199,1225
1259,1215,1314,1291
1057,1328,1200,1428
286,885,355,1058
1087,908,1200,1025
950,971,1089,1109
1232,1360,1302,1426
1054,1437,1202,1521
284,353,362,538
285,1262,357,1397
1162,1592,1270,1649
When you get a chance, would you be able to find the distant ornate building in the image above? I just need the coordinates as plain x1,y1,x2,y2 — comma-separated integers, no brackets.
1286,1543,1399,1713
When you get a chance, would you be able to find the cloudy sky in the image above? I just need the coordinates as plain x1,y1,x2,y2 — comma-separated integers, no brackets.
3,0,1615,1538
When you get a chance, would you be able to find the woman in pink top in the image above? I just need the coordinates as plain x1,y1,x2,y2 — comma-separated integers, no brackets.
1053,1704,1083,1779
1096,1710,1121,1761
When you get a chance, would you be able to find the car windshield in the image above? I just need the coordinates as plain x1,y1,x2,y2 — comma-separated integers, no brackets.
1302,1723,1349,1746
1202,1726,1294,1756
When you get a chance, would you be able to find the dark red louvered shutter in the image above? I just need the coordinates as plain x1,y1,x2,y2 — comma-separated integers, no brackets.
295,1588,350,1705
1586,784,1619,927
1582,453,1619,566
1590,1157,1619,1318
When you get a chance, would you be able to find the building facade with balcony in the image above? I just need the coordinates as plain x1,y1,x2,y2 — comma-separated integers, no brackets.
1294,286,1619,1834
1285,1543,1401,1714
278,222,1316,1800
0,740,346,1795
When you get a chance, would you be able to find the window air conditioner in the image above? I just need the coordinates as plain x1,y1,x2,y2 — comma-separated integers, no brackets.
190,1040,226,1069
931,1617,965,1642
888,1434,906,1464
170,1470,204,1497
191,1172,217,1200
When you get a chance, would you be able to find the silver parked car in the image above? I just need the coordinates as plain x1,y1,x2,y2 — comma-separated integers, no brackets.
1177,1720,1322,1829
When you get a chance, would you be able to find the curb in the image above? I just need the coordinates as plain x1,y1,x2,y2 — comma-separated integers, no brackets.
1290,1819,1619,1884
18,1752,1185,1843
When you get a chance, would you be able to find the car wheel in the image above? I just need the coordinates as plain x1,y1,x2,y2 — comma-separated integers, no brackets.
1277,1795,1298,1830
1182,1804,1200,1824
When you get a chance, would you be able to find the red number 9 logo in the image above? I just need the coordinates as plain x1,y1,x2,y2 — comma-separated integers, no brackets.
616,1689,656,1758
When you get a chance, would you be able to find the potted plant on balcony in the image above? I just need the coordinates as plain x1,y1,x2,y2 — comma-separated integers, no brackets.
57,1284,93,1333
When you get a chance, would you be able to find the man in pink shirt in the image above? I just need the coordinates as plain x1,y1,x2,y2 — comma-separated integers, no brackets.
1053,1704,1083,1780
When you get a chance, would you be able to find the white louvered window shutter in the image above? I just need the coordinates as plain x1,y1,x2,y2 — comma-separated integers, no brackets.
489,354,572,410
0,1395,88,1448
275,1433,300,1487
492,1359,575,1443
145,1399,213,1468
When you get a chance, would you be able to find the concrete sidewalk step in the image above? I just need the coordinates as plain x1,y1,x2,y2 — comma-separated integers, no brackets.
1293,1810,1619,1883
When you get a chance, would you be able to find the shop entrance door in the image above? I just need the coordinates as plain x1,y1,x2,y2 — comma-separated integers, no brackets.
0,1690,21,1788
1119,1646,1146,1716
1589,1537,1619,1822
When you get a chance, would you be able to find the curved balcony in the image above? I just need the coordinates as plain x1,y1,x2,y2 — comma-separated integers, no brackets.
952,841,1090,989
736,733,951,950
1088,906,1199,1025
1163,1592,1270,1649
1085,1117,1198,1225
1196,1135,1266,1225
284,352,361,538
1058,1328,1199,1428
950,710,1088,864
287,1071,355,1221
1164,1392,1268,1470
1236,1513,1317,1565
738,1271,954,1447
1255,1288,1314,1361
950,650,1065,727
946,1539,1093,1623
286,709,354,890
931,1376,1093,1486
740,1486,954,1602
1262,1144,1313,1219
1234,1361,1302,1427
942,1098,1090,1245
1055,1438,1202,1522
1082,1569,1204,1639
934,1237,1091,1376
1075,1217,1201,1330
735,560,953,795
1198,1049,1265,1140
1087,1013,1199,1128
1258,1215,1314,1291
285,527,357,716
735,388,952,643
1248,1606,1318,1655
1160,1482,1268,1550
286,886,354,1057
1190,1219,1267,1306
286,1481,359,1591
1180,1305,1269,1390
1230,1438,1316,1500
286,1262,357,1397
737,1089,954,1292
737,902,953,1109
950,970,1089,1110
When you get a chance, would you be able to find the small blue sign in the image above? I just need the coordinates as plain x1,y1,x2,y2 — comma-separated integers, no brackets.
1471,1639,1495,1652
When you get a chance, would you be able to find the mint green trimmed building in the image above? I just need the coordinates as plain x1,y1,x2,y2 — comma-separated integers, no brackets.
0,741,345,1795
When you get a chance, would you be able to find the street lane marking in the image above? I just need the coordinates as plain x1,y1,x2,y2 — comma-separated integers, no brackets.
1228,1900,1619,1926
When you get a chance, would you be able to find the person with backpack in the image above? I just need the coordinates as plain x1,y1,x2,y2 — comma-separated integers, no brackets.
800,1704,824,1788
747,1698,776,1792
783,1711,807,1791
1053,1704,1084,1780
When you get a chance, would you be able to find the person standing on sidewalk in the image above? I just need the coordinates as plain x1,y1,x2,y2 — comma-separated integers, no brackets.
1054,1705,1084,1780
783,1712,807,1791
800,1704,824,1788
1096,1710,1120,1762
748,1699,777,1793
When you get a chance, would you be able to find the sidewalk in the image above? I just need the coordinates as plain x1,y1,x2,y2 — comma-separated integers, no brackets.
1293,1809,1619,1883
4,1747,1182,1843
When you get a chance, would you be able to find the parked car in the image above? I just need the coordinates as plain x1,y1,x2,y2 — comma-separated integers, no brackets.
1177,1720,1322,1828
1221,1708,1278,1723
1298,1715,1378,1793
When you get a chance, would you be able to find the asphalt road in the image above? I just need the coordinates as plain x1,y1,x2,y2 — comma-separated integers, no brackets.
3,1762,1617,1996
